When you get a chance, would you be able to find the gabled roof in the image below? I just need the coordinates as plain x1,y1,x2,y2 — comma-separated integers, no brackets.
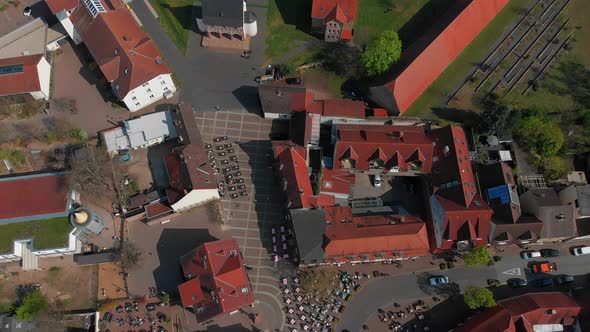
277,146,313,209
0,172,71,222
164,105,217,205
370,0,509,114
324,208,430,258
51,0,172,98
459,292,582,332
430,126,476,207
311,0,358,22
333,124,433,172
0,54,43,97
178,239,253,322
202,0,243,28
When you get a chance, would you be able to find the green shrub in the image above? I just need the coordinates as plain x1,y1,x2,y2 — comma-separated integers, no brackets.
439,263,447,270
70,128,88,141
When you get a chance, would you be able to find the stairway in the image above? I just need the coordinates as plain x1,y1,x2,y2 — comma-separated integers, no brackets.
20,241,38,271
309,114,320,146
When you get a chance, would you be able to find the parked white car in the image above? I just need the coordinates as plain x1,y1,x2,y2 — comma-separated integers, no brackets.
520,250,541,259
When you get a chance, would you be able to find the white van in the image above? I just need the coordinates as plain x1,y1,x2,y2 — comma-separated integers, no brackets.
373,174,382,187
572,246,590,256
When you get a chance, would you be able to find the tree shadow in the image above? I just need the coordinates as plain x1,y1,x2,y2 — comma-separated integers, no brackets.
232,85,263,116
275,0,312,33
152,228,218,296
545,61,590,109
416,272,461,298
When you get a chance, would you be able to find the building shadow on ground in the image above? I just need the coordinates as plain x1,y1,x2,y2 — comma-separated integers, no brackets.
160,4,201,34
69,43,118,104
232,86,263,116
153,228,218,296
238,140,286,255
275,0,312,33
402,294,470,332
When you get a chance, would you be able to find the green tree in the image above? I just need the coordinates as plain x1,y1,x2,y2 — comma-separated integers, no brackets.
15,290,48,320
463,286,496,309
117,240,143,270
361,30,402,76
541,156,567,182
463,247,491,267
515,116,564,157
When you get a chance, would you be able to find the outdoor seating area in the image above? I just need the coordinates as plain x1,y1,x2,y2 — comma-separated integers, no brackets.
365,298,439,331
98,296,172,332
281,271,368,332
271,224,295,260
206,136,248,199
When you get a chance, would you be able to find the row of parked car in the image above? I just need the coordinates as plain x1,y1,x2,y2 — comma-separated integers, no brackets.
507,274,576,288
521,246,590,259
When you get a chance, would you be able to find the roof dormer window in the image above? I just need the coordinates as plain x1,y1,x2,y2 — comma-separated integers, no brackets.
114,49,119,55
124,68,129,75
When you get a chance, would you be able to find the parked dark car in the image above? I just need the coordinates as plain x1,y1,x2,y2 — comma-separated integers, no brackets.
102,312,113,322
146,303,157,312
554,275,575,285
286,77,302,85
532,278,554,287
507,278,527,288
540,249,560,257
116,305,123,313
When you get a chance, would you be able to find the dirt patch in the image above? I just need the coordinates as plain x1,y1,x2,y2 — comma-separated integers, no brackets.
0,264,96,310
98,262,127,301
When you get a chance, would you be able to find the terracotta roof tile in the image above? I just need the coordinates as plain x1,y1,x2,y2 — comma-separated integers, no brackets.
376,0,509,113
0,172,71,221
333,124,433,172
324,210,430,259
312,0,358,22
69,0,172,98
178,239,253,322
0,55,43,97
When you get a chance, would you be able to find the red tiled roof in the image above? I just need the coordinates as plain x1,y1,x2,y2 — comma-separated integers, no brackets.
321,169,355,195
312,0,358,22
324,210,430,259
382,0,509,113
430,125,477,207
178,239,253,322
435,193,492,245
67,0,172,98
340,28,353,41
0,172,71,220
372,108,389,117
277,147,313,209
333,124,433,172
458,292,582,332
309,194,336,208
45,0,79,14
144,201,172,218
291,91,315,112
322,99,366,118
0,55,42,97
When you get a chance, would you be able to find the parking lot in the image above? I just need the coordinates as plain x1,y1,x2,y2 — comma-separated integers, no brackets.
195,109,289,330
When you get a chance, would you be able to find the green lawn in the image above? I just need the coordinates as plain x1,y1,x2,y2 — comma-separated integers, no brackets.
565,0,590,66
403,0,531,118
354,0,431,46
266,0,312,61
148,0,193,54
0,217,72,253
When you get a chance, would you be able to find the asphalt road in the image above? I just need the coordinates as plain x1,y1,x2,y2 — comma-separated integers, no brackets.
339,247,590,331
130,0,270,112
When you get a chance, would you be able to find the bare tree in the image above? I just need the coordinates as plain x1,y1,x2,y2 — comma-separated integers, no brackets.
117,240,143,270
70,147,115,199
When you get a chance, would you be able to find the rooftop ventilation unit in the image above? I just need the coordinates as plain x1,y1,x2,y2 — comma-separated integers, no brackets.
83,0,106,18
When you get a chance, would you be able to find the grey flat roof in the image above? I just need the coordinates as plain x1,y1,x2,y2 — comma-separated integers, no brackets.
0,18,47,60
290,209,326,264
202,0,243,28
102,110,177,153
73,251,116,265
